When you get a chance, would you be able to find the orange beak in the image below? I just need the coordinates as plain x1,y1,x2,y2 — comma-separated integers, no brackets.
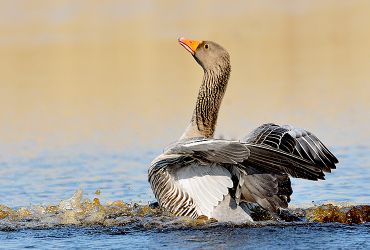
178,37,201,55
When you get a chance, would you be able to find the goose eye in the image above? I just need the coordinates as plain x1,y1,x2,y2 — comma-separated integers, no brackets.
204,44,209,49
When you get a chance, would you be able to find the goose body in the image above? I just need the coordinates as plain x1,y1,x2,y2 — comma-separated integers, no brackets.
148,38,338,222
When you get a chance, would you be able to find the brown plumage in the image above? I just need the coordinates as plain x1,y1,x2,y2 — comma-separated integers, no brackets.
148,38,338,223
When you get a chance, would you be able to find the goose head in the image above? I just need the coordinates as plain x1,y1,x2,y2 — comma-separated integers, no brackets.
178,37,230,72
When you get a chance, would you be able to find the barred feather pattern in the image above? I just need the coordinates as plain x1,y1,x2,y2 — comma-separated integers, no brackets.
149,167,199,218
148,40,339,220
149,136,337,218
244,123,338,173
148,139,248,218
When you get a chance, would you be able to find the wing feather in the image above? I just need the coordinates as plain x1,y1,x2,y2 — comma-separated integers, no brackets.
233,167,292,212
245,123,338,174
149,132,338,217
176,163,233,217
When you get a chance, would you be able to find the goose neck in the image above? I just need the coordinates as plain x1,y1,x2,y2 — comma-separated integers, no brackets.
180,64,231,140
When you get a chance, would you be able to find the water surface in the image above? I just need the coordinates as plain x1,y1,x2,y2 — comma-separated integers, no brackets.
1,0,369,249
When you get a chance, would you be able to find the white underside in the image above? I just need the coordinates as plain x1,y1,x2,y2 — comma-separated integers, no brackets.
174,164,253,223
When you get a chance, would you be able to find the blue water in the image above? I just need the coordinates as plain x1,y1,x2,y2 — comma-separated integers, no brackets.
1,145,369,208
0,144,369,249
1,224,369,249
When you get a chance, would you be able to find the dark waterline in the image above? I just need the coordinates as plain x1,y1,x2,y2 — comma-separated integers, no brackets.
0,223,369,249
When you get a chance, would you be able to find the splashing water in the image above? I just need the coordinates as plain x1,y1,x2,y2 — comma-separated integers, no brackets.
0,190,368,232
0,190,214,231
0,145,368,248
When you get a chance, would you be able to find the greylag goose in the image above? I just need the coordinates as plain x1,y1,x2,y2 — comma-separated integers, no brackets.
148,37,338,223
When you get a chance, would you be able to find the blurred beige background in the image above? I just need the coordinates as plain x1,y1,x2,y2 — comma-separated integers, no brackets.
0,0,369,157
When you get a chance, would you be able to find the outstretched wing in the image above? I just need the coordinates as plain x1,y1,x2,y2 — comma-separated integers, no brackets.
244,123,338,173
168,139,251,164
166,138,328,180
149,165,199,217
148,139,249,218
149,137,336,217
234,124,338,212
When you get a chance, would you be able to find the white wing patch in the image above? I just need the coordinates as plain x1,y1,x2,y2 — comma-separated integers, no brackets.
174,163,233,218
